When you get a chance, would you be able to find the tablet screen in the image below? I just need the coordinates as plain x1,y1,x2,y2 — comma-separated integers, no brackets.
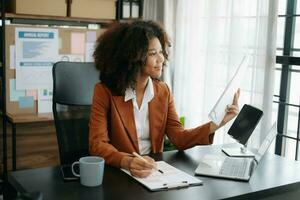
228,104,263,145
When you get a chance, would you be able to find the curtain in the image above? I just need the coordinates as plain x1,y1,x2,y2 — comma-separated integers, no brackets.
143,0,278,147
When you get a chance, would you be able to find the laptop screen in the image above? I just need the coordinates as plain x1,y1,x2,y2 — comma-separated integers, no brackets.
228,104,263,145
255,123,277,162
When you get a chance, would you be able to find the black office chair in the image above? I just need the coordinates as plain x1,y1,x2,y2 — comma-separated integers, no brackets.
52,61,99,166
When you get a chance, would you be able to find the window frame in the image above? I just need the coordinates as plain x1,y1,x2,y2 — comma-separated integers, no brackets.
275,0,300,160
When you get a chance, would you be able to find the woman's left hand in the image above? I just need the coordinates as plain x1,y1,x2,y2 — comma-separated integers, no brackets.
220,89,240,126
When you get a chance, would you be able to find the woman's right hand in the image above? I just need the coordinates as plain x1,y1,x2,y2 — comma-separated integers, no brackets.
129,156,156,178
121,156,156,178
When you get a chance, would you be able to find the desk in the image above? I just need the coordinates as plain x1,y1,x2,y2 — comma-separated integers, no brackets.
7,145,300,200
6,113,53,171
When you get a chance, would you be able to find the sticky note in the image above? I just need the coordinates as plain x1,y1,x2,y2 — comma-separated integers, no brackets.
71,32,85,54
26,90,38,100
10,79,26,101
19,96,34,108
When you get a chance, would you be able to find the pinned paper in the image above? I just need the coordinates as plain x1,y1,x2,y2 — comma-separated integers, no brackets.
38,100,52,113
19,96,34,108
10,45,15,69
71,32,85,54
85,43,95,62
26,90,38,100
39,89,53,99
15,27,59,90
38,89,53,113
10,79,26,101
86,31,97,43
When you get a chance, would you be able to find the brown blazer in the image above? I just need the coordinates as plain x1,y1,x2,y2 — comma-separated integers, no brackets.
89,80,214,168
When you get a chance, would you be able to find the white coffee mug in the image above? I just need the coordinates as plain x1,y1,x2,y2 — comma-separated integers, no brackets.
71,156,105,187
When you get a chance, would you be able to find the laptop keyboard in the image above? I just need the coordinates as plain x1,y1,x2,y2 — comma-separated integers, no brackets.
219,157,249,177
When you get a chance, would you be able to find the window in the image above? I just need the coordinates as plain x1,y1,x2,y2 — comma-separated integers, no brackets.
275,0,300,160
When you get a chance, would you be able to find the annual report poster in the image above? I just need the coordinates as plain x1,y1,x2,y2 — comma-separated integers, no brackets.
15,27,59,90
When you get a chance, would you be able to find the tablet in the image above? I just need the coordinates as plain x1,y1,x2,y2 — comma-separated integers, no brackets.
209,55,249,125
227,104,263,145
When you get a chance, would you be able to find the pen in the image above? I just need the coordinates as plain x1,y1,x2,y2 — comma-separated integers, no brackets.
132,152,164,174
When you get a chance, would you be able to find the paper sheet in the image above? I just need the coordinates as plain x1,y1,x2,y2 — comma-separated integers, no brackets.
122,161,202,191
71,32,85,54
38,89,53,113
208,55,249,125
85,43,95,62
15,27,59,90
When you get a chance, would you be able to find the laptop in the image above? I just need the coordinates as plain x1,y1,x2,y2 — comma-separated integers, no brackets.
195,123,277,181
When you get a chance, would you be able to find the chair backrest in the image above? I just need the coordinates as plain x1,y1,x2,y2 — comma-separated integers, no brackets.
52,61,99,165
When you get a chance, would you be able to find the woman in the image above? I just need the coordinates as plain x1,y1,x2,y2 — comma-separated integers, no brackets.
89,20,239,178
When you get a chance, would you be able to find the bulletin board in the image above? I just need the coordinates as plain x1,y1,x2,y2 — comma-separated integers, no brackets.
5,24,105,115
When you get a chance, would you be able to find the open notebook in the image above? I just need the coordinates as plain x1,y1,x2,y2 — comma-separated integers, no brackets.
122,161,202,191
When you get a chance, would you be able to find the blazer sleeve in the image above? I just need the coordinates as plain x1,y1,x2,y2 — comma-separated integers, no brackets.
89,84,130,168
164,84,215,150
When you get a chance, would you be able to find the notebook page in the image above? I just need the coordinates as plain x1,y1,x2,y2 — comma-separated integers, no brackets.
122,161,202,191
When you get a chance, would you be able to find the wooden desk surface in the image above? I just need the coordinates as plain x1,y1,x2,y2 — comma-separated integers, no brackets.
6,113,53,123
8,145,300,200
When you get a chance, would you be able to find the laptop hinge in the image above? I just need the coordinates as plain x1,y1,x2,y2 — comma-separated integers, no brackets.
254,157,259,165
249,160,256,176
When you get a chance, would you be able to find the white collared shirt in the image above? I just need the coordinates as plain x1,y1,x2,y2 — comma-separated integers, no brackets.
125,78,154,155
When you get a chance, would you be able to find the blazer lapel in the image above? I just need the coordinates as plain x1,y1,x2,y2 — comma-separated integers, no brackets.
112,96,139,152
149,84,166,152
